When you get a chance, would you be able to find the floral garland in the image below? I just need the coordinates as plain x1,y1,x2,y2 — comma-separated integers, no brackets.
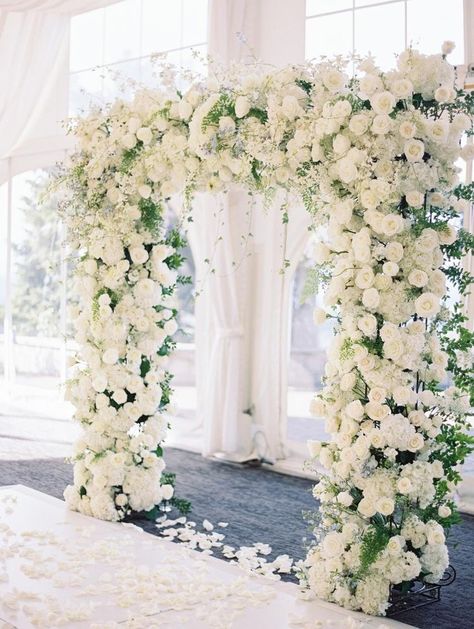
58,44,474,614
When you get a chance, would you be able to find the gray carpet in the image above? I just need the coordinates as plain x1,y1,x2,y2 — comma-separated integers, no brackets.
0,448,473,628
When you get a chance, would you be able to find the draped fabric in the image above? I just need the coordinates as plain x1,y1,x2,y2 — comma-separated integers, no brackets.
190,0,307,461
0,0,119,182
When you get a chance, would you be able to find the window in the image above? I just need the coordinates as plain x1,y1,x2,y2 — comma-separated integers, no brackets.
306,0,464,69
69,0,208,115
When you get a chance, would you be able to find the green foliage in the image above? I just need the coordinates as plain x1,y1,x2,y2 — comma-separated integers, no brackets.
139,198,163,233
201,92,235,130
92,288,118,320
251,159,263,187
300,265,332,303
436,422,474,484
248,107,268,123
356,524,390,579
119,146,141,173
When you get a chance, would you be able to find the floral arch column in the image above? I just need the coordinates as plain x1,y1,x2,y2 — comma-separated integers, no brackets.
59,46,473,615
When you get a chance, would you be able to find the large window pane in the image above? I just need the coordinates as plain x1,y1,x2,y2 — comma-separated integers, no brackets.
407,0,464,65
306,12,353,59
355,3,405,69
142,0,182,55
69,7,105,72
182,0,208,47
69,69,104,116
102,59,142,102
104,0,141,65
287,256,334,450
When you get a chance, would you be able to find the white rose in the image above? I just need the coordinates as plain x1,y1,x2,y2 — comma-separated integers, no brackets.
92,372,107,393
377,497,395,516
359,73,381,96
438,505,451,518
349,114,369,136
346,399,364,420
358,497,376,518
161,484,174,500
382,261,398,276
385,242,404,262
103,347,119,365
393,385,412,405
384,339,404,360
136,127,153,145
355,266,375,289
357,314,377,337
333,134,351,155
338,157,358,183
371,91,395,115
129,246,149,265
397,477,412,493
406,190,424,208
416,228,439,252
429,120,449,143
333,199,353,225
408,269,429,287
112,389,127,405
365,402,390,421
360,189,378,210
438,225,457,245
381,213,404,236
415,292,440,318
134,278,161,306
399,120,416,139
391,78,413,99
371,114,391,135
407,433,425,452
404,139,425,162
368,387,387,404
323,69,345,92
362,287,380,309
340,371,356,391
337,491,354,507
234,96,250,118
122,133,137,149
333,99,352,118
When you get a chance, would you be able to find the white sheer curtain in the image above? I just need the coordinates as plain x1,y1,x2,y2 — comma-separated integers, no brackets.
0,0,119,182
191,0,306,461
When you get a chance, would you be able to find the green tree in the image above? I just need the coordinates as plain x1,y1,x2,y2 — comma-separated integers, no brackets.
12,171,63,337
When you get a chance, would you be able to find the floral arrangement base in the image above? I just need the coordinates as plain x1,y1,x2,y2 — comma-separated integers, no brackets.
387,565,456,616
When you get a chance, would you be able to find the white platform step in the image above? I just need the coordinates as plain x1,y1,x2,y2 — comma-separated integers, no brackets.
0,486,409,629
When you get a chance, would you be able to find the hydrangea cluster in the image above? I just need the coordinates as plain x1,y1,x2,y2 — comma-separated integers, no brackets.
59,44,473,613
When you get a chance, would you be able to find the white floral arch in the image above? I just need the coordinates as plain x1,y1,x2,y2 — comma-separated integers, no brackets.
59,46,474,616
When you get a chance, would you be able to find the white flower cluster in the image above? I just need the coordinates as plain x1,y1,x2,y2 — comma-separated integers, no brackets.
60,44,471,613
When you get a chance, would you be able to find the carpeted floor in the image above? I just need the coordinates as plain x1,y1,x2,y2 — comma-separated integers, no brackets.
0,447,473,628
